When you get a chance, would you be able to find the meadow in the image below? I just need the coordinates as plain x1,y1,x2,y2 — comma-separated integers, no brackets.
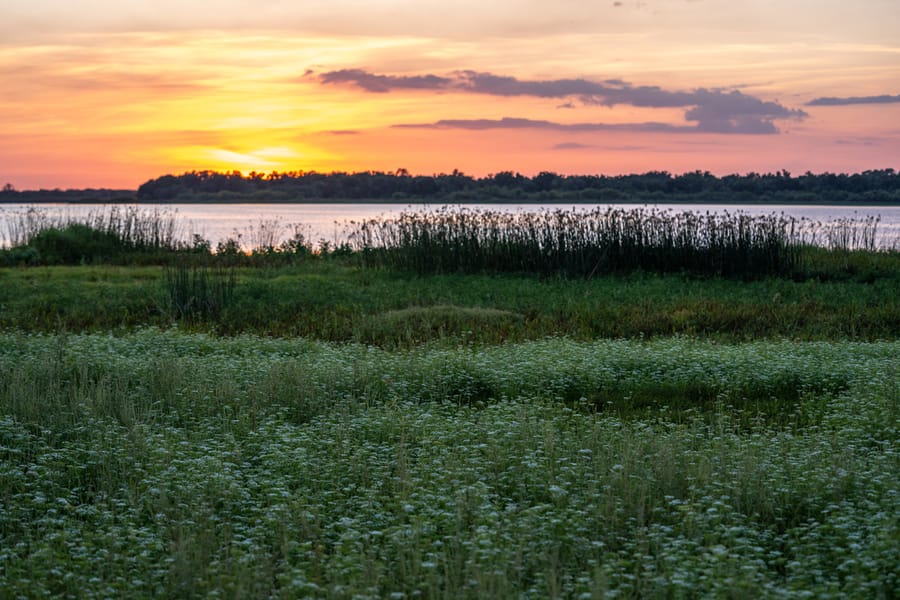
0,207,898,598
1,261,899,343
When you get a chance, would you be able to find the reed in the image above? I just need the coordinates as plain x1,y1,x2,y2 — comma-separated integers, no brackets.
2,205,182,251
2,205,889,275
351,207,808,278
163,262,237,323
796,214,882,252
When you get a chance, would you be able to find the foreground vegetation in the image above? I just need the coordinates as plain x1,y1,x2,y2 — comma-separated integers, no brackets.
1,332,897,597
1,204,896,343
1,262,899,342
1,206,898,597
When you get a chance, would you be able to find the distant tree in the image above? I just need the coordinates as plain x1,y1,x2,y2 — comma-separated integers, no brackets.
133,169,900,203
534,171,560,192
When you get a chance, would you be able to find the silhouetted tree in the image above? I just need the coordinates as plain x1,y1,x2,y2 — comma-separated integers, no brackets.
131,169,900,204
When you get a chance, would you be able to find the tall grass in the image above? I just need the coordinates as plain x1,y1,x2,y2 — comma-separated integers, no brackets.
351,207,811,277
800,214,882,252
163,262,237,323
3,205,182,250
1,204,890,275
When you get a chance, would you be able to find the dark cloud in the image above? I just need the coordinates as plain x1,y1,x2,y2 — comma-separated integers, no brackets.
456,71,609,98
681,90,804,133
318,69,452,93
393,117,692,133
807,94,900,106
580,85,805,132
320,68,806,133
553,142,594,150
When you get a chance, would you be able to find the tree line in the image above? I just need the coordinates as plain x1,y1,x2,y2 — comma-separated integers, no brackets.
135,169,900,203
4,169,900,203
0,186,135,203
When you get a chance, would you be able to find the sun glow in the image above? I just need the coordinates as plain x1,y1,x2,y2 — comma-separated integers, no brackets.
164,143,340,175
207,148,296,172
2,2,898,189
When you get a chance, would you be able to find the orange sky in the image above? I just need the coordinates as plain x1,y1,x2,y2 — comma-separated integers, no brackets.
1,0,899,189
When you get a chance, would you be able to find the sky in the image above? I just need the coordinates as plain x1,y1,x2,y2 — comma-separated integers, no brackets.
1,0,899,189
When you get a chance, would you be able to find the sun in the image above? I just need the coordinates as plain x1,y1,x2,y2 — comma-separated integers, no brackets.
165,143,338,175
206,147,295,172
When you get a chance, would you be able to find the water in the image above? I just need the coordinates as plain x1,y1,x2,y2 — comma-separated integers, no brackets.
2,202,899,250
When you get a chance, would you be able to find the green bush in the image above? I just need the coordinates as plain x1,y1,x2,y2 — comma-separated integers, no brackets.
0,246,40,266
28,224,132,265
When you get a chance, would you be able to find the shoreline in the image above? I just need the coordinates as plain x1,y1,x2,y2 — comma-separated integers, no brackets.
4,197,900,207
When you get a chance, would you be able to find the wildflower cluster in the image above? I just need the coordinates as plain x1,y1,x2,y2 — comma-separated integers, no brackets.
0,330,896,597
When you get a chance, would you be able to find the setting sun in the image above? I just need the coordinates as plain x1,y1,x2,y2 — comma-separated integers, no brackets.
166,144,338,175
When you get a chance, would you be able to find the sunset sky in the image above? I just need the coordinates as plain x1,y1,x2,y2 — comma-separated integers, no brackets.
2,0,899,189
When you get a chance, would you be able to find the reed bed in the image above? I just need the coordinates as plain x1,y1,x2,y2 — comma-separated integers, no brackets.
800,214,883,252
2,205,182,251
351,207,811,277
1,204,889,273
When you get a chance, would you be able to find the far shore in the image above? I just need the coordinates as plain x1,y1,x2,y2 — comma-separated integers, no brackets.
4,197,900,207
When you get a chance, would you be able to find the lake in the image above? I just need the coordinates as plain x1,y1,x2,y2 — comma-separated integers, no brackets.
2,202,899,250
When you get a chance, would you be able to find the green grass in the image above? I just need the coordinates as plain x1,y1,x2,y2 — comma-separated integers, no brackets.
0,331,897,598
1,262,898,343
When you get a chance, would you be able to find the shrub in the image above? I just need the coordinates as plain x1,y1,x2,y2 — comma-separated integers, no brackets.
28,224,131,264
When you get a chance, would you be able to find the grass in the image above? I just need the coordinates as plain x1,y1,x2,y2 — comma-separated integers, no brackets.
163,262,237,323
0,331,897,598
351,207,887,278
1,205,186,264
1,262,898,343
2,205,180,250
4,205,894,278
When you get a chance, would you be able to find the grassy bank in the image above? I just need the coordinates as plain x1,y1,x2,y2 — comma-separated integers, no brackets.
1,262,899,342
1,331,897,597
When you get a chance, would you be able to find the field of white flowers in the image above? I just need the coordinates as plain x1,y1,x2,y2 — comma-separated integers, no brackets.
1,330,897,598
